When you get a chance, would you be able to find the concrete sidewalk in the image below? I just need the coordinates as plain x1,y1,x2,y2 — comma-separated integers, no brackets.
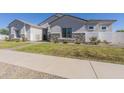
0,49,124,79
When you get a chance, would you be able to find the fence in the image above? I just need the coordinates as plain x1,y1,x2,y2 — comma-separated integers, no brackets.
85,32,124,44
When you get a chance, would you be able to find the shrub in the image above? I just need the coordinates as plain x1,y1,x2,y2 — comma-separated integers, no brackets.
22,37,27,42
89,37,97,42
0,29,9,35
75,39,81,44
96,40,101,45
117,30,124,32
103,40,109,44
53,38,59,43
53,40,58,43
89,37,100,45
75,42,81,44
5,37,9,41
62,40,68,44
51,36,59,43
11,38,20,42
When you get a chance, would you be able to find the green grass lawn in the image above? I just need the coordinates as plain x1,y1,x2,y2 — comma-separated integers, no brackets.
17,43,124,64
0,41,30,49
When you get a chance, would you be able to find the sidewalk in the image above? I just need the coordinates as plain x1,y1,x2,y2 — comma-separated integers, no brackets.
0,49,124,79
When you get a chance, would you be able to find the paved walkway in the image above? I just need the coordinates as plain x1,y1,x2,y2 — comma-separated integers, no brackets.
0,49,124,79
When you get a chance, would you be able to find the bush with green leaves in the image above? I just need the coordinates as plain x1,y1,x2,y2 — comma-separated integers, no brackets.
75,38,81,44
0,29,9,35
117,30,124,32
103,40,109,44
96,40,101,44
75,42,81,44
53,38,59,43
89,37,97,42
62,40,68,44
11,38,20,42
22,36,27,42
89,37,101,45
5,37,9,41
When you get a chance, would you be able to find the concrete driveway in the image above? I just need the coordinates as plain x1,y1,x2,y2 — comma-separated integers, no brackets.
0,49,124,79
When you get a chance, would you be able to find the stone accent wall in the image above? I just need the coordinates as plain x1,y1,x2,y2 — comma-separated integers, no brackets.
50,33,85,43
50,33,60,42
58,38,75,43
10,34,14,39
72,33,85,43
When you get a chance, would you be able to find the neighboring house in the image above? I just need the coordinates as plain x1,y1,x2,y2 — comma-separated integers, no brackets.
0,34,8,40
8,13,116,42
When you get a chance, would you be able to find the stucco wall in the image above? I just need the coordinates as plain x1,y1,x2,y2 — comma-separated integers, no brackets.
99,32,113,42
30,27,42,41
50,16,113,39
85,32,113,42
50,16,86,38
112,32,124,44
85,32,124,44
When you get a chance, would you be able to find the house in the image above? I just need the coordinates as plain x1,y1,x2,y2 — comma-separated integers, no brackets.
8,13,116,42
0,34,8,40
8,19,42,41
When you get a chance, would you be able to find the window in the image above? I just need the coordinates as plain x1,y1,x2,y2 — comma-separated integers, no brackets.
101,26,108,31
88,25,95,30
62,28,72,38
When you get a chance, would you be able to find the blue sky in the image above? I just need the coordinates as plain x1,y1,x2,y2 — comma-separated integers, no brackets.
0,13,124,32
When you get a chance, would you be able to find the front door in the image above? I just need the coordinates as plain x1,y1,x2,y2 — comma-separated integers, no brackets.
42,28,48,41
15,30,21,38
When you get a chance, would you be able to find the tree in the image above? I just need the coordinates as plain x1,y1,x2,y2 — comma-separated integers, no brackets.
0,29,9,35
116,30,124,32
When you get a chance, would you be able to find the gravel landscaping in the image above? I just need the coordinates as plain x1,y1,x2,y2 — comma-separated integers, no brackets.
0,62,65,79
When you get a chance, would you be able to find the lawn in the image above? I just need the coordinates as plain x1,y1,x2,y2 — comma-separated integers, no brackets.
17,43,124,64
0,41,30,49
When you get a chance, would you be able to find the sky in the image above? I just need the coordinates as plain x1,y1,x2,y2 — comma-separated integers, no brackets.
0,13,124,32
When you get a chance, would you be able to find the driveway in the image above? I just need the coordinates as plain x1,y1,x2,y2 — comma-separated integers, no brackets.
0,49,124,79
